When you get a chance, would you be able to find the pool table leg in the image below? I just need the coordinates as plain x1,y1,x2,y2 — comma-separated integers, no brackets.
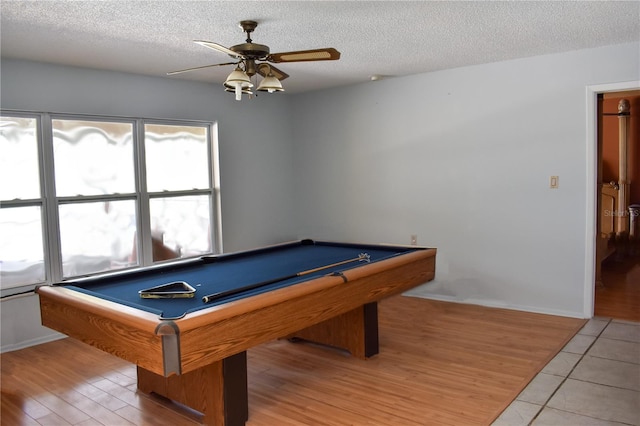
288,302,379,359
137,351,248,425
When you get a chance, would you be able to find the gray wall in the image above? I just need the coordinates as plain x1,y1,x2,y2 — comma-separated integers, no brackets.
291,42,639,317
1,41,638,351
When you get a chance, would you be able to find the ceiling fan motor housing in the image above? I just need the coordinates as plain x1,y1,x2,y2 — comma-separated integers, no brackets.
232,20,270,60
230,43,270,60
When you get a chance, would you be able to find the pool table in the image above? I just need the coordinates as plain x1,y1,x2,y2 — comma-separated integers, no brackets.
37,239,436,425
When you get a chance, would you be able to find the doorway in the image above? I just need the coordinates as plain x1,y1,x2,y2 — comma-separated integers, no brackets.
591,85,640,322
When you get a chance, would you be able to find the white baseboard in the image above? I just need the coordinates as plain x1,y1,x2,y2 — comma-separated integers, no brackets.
0,332,66,354
402,291,586,319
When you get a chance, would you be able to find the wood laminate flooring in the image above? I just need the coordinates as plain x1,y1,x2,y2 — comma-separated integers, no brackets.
1,296,586,425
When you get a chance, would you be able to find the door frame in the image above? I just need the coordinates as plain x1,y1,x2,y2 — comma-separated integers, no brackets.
584,80,640,318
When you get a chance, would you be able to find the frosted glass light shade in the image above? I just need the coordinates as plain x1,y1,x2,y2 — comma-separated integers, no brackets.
257,75,284,93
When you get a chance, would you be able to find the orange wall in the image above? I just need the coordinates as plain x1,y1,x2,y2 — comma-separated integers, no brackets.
601,94,640,204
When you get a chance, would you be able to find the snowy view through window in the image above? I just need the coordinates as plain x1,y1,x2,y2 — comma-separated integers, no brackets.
0,116,215,288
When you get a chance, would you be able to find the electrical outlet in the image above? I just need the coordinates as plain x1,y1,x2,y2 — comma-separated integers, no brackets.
410,235,418,245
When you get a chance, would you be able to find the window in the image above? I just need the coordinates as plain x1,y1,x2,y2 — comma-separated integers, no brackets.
0,112,221,296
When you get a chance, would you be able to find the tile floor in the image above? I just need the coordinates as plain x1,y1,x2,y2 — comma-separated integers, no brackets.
492,317,639,426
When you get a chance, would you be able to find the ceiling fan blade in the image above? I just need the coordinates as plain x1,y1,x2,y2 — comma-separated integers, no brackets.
257,63,290,81
194,40,245,59
268,48,340,63
167,62,237,76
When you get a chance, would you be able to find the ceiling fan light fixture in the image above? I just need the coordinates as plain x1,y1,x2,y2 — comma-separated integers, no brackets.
257,74,284,93
224,66,253,100
169,20,340,101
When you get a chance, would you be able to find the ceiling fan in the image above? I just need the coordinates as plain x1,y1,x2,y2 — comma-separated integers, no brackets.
168,20,341,100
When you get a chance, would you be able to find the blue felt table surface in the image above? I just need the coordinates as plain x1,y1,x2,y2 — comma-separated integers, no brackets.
60,241,418,319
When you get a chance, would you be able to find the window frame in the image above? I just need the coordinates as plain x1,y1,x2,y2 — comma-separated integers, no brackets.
0,110,222,297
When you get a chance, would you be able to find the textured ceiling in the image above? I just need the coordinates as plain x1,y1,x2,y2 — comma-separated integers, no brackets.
1,1,639,94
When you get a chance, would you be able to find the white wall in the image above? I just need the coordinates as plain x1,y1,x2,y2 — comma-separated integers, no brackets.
0,59,297,351
291,42,639,318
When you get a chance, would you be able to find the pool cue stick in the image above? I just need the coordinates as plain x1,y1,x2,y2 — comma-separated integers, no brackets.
202,253,371,304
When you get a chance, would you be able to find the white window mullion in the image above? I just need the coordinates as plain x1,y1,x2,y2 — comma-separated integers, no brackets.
135,119,153,266
39,113,64,283
209,122,223,254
